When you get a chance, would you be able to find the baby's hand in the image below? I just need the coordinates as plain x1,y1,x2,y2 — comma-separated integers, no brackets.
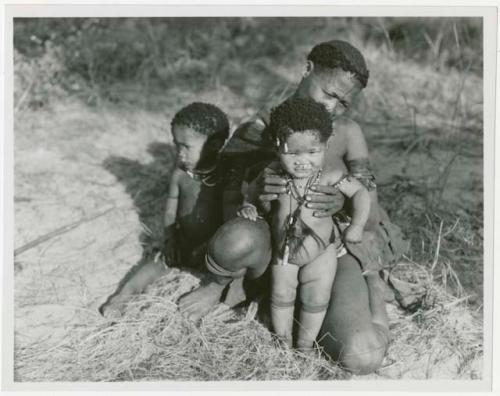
237,203,259,221
343,224,364,244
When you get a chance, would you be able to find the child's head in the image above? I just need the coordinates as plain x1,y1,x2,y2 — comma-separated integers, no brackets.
171,102,229,171
297,40,368,118
269,97,332,179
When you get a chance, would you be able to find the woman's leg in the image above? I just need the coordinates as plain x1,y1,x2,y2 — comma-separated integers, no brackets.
178,217,272,320
297,244,337,352
319,253,389,375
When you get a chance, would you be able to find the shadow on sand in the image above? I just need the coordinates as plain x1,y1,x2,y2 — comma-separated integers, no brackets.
99,141,178,311
103,141,176,251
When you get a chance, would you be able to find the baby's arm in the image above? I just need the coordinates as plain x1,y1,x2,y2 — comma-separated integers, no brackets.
335,175,370,243
236,178,259,221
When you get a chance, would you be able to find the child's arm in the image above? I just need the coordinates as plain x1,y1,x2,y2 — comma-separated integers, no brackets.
163,169,181,236
335,175,371,243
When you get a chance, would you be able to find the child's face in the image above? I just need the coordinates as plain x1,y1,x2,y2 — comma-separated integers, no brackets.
279,131,326,179
172,125,208,171
300,66,362,118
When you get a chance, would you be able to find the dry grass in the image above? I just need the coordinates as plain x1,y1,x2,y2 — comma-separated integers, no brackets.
15,270,348,381
14,266,482,382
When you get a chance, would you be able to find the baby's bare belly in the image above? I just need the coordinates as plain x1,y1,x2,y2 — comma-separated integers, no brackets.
272,201,333,266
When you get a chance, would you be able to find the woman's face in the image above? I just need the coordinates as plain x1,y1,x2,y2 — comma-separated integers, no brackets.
298,64,363,118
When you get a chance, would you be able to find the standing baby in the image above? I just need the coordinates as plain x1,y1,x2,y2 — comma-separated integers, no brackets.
238,97,371,352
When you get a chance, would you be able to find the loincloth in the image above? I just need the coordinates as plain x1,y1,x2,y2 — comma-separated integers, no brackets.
331,212,409,272
329,213,429,311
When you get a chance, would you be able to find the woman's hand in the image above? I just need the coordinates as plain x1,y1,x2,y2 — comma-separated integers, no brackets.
256,166,287,205
304,184,346,218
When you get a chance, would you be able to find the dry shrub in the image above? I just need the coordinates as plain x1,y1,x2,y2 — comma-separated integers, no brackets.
14,44,66,111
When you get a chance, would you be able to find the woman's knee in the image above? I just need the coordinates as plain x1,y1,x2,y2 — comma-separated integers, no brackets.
333,328,388,375
208,218,271,271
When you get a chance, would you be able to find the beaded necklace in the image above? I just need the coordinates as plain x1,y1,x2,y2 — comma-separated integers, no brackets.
185,163,218,187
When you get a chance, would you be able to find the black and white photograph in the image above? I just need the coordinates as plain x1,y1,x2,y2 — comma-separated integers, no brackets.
2,4,496,390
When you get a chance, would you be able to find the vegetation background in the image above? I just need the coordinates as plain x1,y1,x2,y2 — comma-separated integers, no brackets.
13,17,483,381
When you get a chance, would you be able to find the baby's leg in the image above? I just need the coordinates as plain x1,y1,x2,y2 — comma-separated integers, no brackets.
271,262,299,347
297,244,337,352
99,255,170,316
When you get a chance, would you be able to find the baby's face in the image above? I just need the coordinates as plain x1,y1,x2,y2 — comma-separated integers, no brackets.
279,131,326,179
302,67,362,118
172,125,208,171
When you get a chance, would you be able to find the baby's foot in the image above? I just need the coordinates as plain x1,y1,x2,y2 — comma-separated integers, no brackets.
296,338,316,356
297,346,317,358
273,333,293,349
178,281,226,322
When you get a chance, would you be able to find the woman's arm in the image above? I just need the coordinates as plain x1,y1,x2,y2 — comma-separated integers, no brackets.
343,120,380,228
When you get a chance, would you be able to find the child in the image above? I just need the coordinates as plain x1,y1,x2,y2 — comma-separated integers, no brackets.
237,97,371,351
99,102,229,316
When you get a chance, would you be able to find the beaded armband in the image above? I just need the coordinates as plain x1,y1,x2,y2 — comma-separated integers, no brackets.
346,158,377,191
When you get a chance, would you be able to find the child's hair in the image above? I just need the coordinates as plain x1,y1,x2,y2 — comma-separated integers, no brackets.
171,102,229,138
269,97,332,146
307,40,369,88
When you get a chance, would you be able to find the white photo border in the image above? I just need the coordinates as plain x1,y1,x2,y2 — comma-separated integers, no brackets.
1,3,497,393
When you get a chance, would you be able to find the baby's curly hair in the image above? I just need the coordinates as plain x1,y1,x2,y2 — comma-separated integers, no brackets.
269,97,332,145
307,40,369,88
171,102,229,138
